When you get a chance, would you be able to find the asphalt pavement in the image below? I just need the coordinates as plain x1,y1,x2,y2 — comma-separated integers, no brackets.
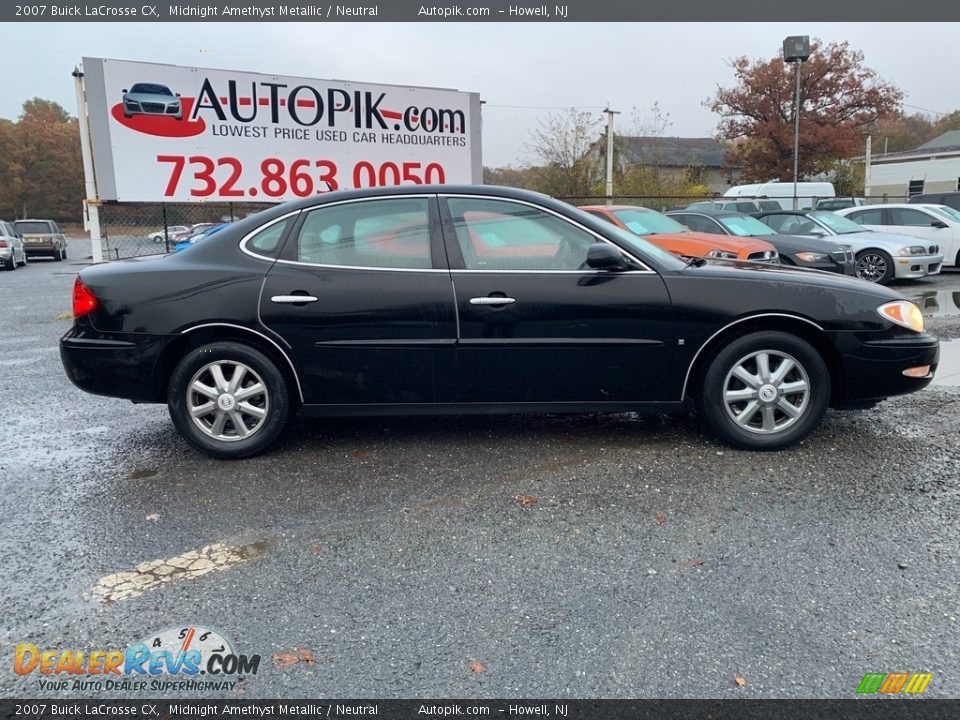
1,241,958,699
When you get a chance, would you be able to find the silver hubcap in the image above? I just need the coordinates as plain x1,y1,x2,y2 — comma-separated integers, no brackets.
856,254,887,283
187,361,269,442
723,350,810,435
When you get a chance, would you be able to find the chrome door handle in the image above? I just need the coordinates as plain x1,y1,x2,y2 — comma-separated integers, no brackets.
271,295,319,304
469,297,516,306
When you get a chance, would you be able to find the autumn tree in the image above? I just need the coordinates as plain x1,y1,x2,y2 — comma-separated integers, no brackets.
0,99,83,220
709,40,902,181
525,108,602,196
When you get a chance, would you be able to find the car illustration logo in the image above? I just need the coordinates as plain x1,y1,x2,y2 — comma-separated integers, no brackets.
121,82,182,120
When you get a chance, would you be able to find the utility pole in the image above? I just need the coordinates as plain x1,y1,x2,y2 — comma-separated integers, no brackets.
603,107,620,205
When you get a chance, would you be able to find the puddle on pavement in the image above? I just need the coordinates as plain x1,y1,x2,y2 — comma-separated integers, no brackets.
933,339,960,387
90,540,270,602
908,289,960,318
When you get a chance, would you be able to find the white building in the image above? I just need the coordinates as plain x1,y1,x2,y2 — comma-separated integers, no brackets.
867,131,960,199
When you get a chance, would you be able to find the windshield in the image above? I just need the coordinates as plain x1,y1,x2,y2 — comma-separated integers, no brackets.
929,206,960,222
612,208,688,235
809,211,865,234
717,215,776,237
130,83,173,95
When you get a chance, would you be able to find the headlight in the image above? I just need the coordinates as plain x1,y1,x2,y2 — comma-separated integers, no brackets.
706,249,738,260
899,246,926,255
794,252,829,263
877,300,924,333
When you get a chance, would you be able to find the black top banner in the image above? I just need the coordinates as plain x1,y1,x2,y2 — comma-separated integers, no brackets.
3,0,960,22
3,700,960,720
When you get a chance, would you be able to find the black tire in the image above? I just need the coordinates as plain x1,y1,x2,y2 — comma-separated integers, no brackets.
698,331,830,450
53,247,62,262
4,255,15,271
61,246,67,260
18,251,27,267
167,341,291,459
855,249,894,285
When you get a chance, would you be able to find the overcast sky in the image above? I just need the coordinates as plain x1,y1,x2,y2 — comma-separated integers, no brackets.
5,22,958,166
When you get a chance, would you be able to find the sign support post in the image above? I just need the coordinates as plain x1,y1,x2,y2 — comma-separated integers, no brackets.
73,66,103,264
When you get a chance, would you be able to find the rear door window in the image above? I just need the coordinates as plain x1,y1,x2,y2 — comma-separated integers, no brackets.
847,208,884,225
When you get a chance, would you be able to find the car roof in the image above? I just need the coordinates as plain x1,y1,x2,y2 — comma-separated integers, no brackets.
668,208,745,218
579,205,655,212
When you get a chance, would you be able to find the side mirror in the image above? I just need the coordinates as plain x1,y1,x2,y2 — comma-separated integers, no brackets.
122,88,128,93
586,243,626,270
809,227,827,237
175,93,181,97
932,220,949,229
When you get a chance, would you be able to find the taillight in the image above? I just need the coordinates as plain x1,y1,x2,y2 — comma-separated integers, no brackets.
0,241,8,248
73,276,98,318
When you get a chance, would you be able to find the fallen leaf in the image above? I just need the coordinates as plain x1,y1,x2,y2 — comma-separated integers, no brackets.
272,647,315,669
56,310,73,321
308,545,324,554
352,450,370,459
733,675,746,687
681,557,705,569
145,513,160,522
517,495,538,506
468,660,486,673
271,651,299,668
655,511,666,526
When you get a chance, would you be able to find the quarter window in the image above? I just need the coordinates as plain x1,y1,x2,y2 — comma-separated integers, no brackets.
295,198,432,269
446,198,597,271
848,208,884,225
247,217,291,258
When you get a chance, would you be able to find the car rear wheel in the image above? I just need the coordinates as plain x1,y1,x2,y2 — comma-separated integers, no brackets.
18,251,27,267
698,331,830,450
855,250,893,285
167,342,291,459
4,254,15,271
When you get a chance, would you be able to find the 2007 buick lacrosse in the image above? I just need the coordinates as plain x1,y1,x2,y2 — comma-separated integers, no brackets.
61,186,939,458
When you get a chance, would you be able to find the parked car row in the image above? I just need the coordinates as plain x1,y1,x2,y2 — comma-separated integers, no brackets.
0,219,69,269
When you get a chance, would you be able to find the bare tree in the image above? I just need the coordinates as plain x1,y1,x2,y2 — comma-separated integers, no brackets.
525,108,602,197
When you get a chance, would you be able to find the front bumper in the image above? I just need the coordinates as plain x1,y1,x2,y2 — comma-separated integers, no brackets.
892,254,943,279
60,328,172,403
832,330,939,406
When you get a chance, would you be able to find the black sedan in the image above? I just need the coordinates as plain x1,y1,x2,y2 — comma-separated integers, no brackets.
666,209,856,276
61,186,938,458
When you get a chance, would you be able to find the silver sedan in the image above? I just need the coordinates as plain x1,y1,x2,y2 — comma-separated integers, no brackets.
0,220,27,271
755,210,943,285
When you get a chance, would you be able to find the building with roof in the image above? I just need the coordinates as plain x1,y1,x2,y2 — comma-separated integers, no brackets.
866,131,960,199
592,136,742,194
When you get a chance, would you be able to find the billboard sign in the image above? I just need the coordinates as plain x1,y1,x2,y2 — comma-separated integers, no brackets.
81,57,482,202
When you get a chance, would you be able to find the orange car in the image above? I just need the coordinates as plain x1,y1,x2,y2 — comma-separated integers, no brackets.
580,205,779,263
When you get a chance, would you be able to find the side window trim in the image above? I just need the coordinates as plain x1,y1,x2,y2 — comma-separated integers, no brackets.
438,194,653,273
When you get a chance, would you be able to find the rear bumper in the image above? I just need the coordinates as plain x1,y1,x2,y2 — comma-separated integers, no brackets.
60,328,171,403
24,242,57,256
832,331,939,406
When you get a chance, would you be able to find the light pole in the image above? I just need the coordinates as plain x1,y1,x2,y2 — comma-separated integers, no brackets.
783,36,810,210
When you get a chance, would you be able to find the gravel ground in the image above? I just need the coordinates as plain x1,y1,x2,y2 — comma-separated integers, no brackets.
1,245,957,699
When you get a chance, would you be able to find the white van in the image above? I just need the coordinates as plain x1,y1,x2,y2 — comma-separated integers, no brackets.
724,181,835,210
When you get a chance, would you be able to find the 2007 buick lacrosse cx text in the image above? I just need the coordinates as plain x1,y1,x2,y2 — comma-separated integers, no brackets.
59,185,940,459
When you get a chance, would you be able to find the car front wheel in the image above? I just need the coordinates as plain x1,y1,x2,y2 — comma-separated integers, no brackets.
855,250,893,284
167,342,291,459
698,331,830,450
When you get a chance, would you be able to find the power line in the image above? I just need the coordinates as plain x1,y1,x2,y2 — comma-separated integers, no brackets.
482,103,607,111
902,103,952,117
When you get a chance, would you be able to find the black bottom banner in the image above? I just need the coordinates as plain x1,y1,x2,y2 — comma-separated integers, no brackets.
2,700,960,720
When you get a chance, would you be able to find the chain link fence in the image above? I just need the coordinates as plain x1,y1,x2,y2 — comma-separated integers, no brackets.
95,194,917,260
98,201,278,259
